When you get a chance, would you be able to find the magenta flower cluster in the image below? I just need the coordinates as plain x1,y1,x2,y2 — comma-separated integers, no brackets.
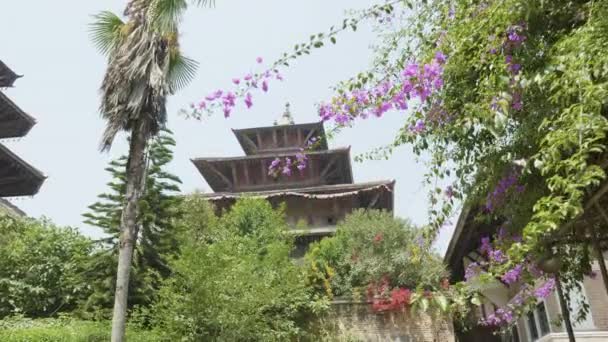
267,150,308,178
488,24,527,114
470,232,558,327
193,57,284,118
317,51,447,130
485,167,524,213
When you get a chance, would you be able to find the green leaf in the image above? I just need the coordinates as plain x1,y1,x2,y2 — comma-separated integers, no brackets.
434,294,448,312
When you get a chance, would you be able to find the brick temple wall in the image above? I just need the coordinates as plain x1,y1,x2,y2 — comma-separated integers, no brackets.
327,300,455,342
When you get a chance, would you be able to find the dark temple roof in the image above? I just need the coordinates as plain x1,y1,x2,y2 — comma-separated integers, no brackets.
192,147,353,193
0,143,45,197
0,60,21,88
203,179,396,213
232,121,328,155
0,91,36,139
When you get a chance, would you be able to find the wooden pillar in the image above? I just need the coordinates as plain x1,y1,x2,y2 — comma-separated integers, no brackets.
297,128,303,146
556,275,576,342
283,128,288,147
272,129,278,148
243,161,250,185
231,162,238,189
256,132,262,149
260,159,268,183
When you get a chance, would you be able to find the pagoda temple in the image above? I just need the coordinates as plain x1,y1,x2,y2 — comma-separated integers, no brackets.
0,59,45,215
192,105,395,256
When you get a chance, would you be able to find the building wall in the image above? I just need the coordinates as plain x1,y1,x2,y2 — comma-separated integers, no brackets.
327,301,455,342
282,196,359,229
587,256,608,330
461,255,608,342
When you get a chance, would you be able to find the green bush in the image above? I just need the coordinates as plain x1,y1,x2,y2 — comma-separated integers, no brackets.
149,197,322,341
0,215,92,318
305,209,448,298
0,316,161,342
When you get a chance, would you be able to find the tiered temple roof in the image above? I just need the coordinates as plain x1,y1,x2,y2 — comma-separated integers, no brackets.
193,109,394,255
0,60,45,201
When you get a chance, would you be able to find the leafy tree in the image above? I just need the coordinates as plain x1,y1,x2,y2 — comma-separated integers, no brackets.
0,215,92,318
82,129,182,317
149,197,320,341
305,210,448,300
90,1,212,339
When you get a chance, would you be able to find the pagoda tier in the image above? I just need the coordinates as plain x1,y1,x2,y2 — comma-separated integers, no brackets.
203,179,395,257
0,143,45,197
0,59,45,200
233,121,328,156
203,180,395,222
0,91,36,139
0,60,20,88
193,118,394,254
192,147,353,193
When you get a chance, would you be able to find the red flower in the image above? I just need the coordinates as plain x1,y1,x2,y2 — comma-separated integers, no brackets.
373,233,384,243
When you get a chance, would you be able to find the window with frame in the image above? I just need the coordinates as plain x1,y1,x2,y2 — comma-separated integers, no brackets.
526,301,550,341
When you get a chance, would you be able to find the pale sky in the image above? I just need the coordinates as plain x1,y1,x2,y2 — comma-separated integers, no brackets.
1,0,456,255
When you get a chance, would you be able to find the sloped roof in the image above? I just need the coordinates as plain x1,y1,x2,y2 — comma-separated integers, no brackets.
0,60,20,88
0,143,45,197
201,179,394,202
0,91,36,139
192,147,353,193
232,121,328,155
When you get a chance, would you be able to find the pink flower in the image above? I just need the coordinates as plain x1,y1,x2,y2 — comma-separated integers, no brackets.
244,73,253,81
223,106,231,118
262,80,269,92
435,51,447,64
256,56,263,64
197,101,206,110
244,93,253,109
403,63,419,78
232,78,240,85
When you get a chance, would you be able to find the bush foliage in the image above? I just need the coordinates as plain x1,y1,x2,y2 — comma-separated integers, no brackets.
305,210,448,298
148,197,322,341
0,215,92,318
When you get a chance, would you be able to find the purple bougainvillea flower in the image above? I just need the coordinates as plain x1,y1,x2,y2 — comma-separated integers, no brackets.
435,51,447,64
232,78,240,85
262,80,269,92
244,93,253,109
534,278,556,300
256,56,263,64
403,63,419,78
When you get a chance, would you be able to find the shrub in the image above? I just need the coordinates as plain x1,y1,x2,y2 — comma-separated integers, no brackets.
0,215,92,318
149,197,321,341
305,209,449,299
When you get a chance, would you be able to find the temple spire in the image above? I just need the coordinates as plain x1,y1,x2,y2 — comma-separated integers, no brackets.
274,102,295,126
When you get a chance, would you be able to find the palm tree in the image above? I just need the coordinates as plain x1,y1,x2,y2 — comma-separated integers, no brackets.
90,1,211,340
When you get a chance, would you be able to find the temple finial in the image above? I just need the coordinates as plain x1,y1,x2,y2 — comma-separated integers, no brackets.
274,102,295,126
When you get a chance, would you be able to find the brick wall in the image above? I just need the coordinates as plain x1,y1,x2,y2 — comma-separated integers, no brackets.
584,260,608,330
327,301,455,342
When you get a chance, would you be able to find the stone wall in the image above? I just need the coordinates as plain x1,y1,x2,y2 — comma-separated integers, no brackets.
328,300,455,342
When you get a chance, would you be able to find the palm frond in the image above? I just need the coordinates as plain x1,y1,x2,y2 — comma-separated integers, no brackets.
191,0,216,7
148,0,188,33
168,52,199,93
90,11,125,56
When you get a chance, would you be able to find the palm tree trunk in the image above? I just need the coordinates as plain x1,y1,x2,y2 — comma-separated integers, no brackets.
111,119,149,342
